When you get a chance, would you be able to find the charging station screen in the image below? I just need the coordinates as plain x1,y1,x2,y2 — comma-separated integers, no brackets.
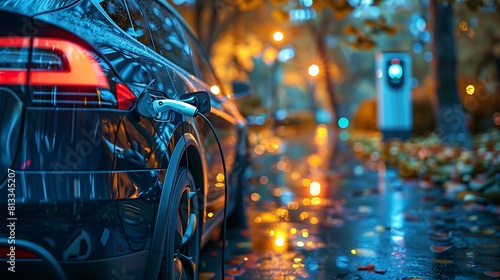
387,59,404,89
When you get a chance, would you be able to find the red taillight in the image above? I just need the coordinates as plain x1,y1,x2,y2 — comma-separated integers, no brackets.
0,37,30,85
0,70,27,85
30,38,109,88
0,246,39,259
0,36,136,110
116,83,136,110
0,37,109,89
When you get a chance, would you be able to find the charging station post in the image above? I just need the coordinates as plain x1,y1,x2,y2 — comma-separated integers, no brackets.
375,51,413,141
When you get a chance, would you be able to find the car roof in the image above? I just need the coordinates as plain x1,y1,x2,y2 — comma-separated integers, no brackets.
0,0,78,16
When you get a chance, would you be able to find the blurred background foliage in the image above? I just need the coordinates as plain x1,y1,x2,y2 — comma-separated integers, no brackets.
169,0,500,136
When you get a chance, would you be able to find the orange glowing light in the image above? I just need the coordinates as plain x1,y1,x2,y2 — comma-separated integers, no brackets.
308,64,320,77
309,181,321,196
254,145,265,155
300,211,309,220
210,85,221,95
307,154,323,167
316,124,328,135
267,142,279,153
273,31,284,42
273,188,283,197
287,201,299,210
277,208,289,217
250,192,261,202
263,47,278,65
301,178,311,187
277,160,287,171
311,197,322,205
275,237,285,247
291,172,301,181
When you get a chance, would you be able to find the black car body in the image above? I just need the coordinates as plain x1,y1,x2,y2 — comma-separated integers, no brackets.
0,0,249,279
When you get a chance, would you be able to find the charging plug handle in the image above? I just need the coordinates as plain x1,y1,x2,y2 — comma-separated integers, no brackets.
152,99,198,117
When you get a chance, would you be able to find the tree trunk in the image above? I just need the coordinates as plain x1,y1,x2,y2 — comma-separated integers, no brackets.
431,0,471,147
313,26,338,122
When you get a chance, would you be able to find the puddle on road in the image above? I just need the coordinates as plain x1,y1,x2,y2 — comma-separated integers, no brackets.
201,125,500,279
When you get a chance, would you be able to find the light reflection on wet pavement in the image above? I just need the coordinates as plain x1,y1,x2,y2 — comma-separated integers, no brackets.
200,125,500,279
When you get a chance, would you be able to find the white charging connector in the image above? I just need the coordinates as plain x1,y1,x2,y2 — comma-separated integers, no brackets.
152,99,198,118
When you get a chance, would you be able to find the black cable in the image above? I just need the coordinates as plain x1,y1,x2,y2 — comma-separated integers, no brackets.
196,112,228,279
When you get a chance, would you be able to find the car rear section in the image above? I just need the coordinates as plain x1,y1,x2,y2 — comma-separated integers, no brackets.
0,2,155,279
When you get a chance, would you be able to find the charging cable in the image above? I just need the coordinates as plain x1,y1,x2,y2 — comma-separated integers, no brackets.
150,98,229,278
196,112,228,279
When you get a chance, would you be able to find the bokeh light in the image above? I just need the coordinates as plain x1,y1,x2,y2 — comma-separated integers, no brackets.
291,171,301,181
466,85,475,95
250,192,261,201
311,197,321,205
338,117,349,129
210,85,220,95
309,181,321,196
301,178,311,187
308,64,320,77
273,31,284,42
340,131,350,141
275,237,285,247
259,176,269,185
302,198,311,206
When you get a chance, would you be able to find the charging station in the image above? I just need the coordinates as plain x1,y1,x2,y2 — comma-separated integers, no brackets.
375,52,412,140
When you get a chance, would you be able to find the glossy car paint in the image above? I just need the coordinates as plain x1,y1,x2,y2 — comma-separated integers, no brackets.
0,0,247,279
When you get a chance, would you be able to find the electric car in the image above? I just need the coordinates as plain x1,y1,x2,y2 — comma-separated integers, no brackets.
0,0,250,279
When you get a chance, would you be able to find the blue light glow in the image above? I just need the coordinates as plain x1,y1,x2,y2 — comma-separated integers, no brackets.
302,0,313,7
339,131,350,141
278,47,295,62
388,64,403,79
338,117,349,129
424,51,433,62
289,8,317,21
413,42,423,53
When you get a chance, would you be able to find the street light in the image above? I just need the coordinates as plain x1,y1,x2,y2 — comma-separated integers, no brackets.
308,64,320,77
273,31,284,42
268,31,286,126
307,64,320,123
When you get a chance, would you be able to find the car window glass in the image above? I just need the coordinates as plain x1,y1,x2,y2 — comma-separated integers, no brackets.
98,0,134,36
184,31,225,96
137,1,195,75
124,0,155,49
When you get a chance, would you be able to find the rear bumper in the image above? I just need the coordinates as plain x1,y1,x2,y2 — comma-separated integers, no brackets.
0,170,158,279
0,238,149,280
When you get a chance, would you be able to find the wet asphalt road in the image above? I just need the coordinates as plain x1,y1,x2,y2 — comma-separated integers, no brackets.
200,125,500,279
